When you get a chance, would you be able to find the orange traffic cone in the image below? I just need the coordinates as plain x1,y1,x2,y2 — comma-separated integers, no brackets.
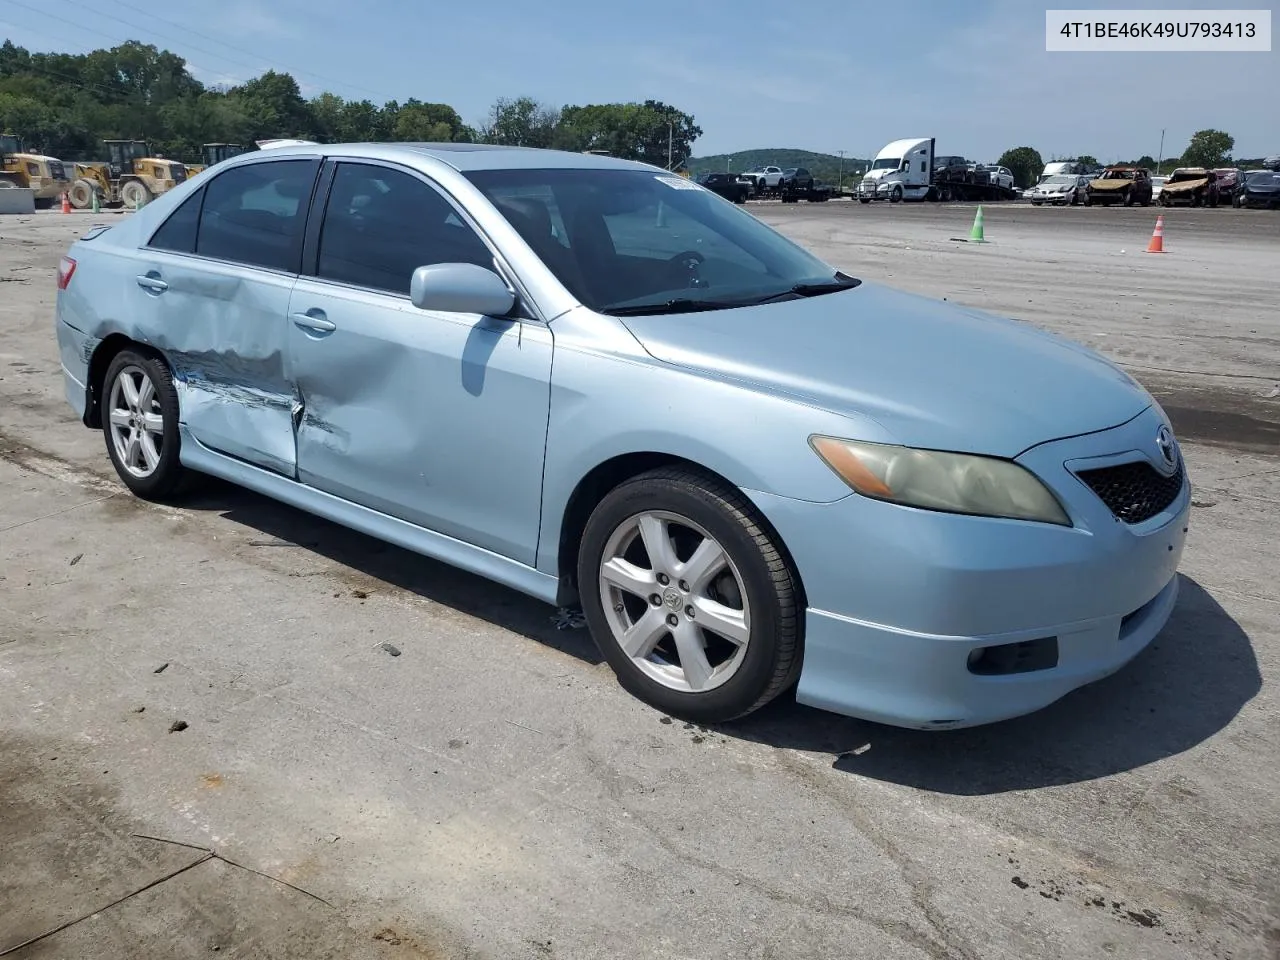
1145,214,1165,253
60,192,71,214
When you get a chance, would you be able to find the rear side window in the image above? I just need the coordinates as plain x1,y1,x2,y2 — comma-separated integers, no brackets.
316,162,494,295
147,187,204,253
196,159,319,272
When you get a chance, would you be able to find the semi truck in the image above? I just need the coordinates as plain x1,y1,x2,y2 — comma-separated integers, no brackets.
856,138,1020,203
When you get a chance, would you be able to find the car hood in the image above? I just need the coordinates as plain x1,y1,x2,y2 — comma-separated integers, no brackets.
618,283,1152,458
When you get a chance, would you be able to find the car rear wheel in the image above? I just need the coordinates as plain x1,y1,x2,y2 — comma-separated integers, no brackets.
101,349,187,500
578,467,801,723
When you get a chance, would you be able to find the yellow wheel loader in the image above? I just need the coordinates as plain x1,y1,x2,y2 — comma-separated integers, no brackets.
1,133,72,209
102,140,188,208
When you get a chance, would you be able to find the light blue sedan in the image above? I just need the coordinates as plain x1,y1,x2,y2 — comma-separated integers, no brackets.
54,143,1190,729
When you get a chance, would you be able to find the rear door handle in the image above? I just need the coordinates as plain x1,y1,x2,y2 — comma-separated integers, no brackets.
136,275,167,292
290,311,336,333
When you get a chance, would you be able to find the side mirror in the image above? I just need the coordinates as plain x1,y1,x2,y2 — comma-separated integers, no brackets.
409,263,515,317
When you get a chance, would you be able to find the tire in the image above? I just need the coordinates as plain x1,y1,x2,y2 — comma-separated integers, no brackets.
34,197,53,210
119,180,152,209
859,198,871,204
890,185,903,203
1123,189,1134,207
101,349,187,500
1233,195,1242,208
577,467,801,723
68,179,96,209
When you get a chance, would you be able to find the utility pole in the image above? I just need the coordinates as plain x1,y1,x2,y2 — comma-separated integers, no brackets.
1156,128,1165,175
667,120,673,170
837,150,846,191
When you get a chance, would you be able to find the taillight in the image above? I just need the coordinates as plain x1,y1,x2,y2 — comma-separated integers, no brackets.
57,256,76,290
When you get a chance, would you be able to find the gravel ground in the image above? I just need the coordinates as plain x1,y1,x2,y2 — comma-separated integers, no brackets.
1,204,1277,960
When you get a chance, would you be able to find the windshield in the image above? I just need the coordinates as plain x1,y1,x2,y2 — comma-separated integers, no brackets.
870,158,901,170
464,167,852,316
1247,172,1280,184
1043,175,1074,185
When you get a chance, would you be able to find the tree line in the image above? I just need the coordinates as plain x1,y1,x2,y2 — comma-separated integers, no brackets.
0,39,701,166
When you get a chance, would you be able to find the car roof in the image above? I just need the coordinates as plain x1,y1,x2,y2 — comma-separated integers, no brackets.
216,141,660,173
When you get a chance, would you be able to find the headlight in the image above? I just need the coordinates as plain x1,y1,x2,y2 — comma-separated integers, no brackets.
809,436,1071,525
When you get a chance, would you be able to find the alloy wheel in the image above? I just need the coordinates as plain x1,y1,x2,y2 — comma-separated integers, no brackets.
107,364,165,478
598,510,751,693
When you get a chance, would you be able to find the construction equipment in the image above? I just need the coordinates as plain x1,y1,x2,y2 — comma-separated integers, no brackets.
66,140,188,209
1,132,72,209
185,143,248,180
103,140,187,208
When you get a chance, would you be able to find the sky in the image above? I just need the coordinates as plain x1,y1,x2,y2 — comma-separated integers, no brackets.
2,0,1276,162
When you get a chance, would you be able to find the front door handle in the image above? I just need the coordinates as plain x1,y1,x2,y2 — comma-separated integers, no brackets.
290,311,336,333
136,274,167,293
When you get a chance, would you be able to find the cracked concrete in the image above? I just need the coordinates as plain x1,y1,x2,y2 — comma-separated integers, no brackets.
1,207,1277,959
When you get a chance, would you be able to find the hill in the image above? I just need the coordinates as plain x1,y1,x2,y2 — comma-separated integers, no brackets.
688,148,869,188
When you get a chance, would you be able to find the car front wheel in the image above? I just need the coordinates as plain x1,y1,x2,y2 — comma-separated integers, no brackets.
101,348,187,500
578,467,801,723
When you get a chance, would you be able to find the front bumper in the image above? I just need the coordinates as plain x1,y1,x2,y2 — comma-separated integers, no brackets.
745,404,1190,729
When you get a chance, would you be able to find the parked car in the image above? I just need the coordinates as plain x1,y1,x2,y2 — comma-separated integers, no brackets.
1236,169,1280,208
696,172,751,204
1150,176,1168,201
1027,174,1090,206
54,143,1189,730
1211,168,1245,204
1085,166,1153,206
1159,167,1219,207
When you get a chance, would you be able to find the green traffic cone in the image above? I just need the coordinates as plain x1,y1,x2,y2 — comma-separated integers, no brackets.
969,205,987,242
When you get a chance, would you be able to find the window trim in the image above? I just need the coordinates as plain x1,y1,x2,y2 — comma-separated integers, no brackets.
141,155,324,277
145,183,207,255
300,156,545,323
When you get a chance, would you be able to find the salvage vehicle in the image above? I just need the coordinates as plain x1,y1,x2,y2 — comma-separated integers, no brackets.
1211,168,1245,205
1158,167,1219,207
1085,166,1153,206
54,143,1189,730
1236,169,1280,208
1027,174,1089,206
696,172,751,203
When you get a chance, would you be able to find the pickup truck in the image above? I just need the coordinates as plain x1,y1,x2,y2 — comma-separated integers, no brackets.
696,172,752,203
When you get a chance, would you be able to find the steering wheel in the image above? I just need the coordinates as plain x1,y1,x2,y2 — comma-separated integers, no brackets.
667,250,705,269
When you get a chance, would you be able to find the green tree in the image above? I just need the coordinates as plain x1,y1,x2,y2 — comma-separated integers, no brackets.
479,96,559,148
996,146,1044,188
227,70,313,140
1076,155,1098,166
1181,129,1234,168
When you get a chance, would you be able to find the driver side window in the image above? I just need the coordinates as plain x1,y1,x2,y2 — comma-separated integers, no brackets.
317,162,495,295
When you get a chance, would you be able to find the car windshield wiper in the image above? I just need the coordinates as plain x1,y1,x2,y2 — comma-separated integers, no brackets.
737,276,863,306
600,298,747,316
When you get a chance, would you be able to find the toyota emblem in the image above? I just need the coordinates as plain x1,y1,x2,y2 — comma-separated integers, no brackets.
1156,425,1178,470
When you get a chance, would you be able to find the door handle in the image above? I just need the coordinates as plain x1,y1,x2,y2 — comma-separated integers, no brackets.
136,275,167,292
290,311,336,333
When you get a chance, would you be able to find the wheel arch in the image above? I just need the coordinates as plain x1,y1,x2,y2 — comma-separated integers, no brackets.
552,451,807,612
84,334,169,428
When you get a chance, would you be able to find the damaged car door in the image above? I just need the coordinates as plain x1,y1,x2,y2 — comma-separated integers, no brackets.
136,156,321,476
285,160,553,565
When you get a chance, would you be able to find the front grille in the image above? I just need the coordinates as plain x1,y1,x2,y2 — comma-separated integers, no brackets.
1076,459,1184,524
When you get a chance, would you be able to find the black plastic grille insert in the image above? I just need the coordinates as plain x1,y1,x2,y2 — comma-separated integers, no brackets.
1076,459,1184,524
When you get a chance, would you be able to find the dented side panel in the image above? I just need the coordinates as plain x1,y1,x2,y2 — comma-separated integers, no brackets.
286,279,553,567
128,252,299,477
